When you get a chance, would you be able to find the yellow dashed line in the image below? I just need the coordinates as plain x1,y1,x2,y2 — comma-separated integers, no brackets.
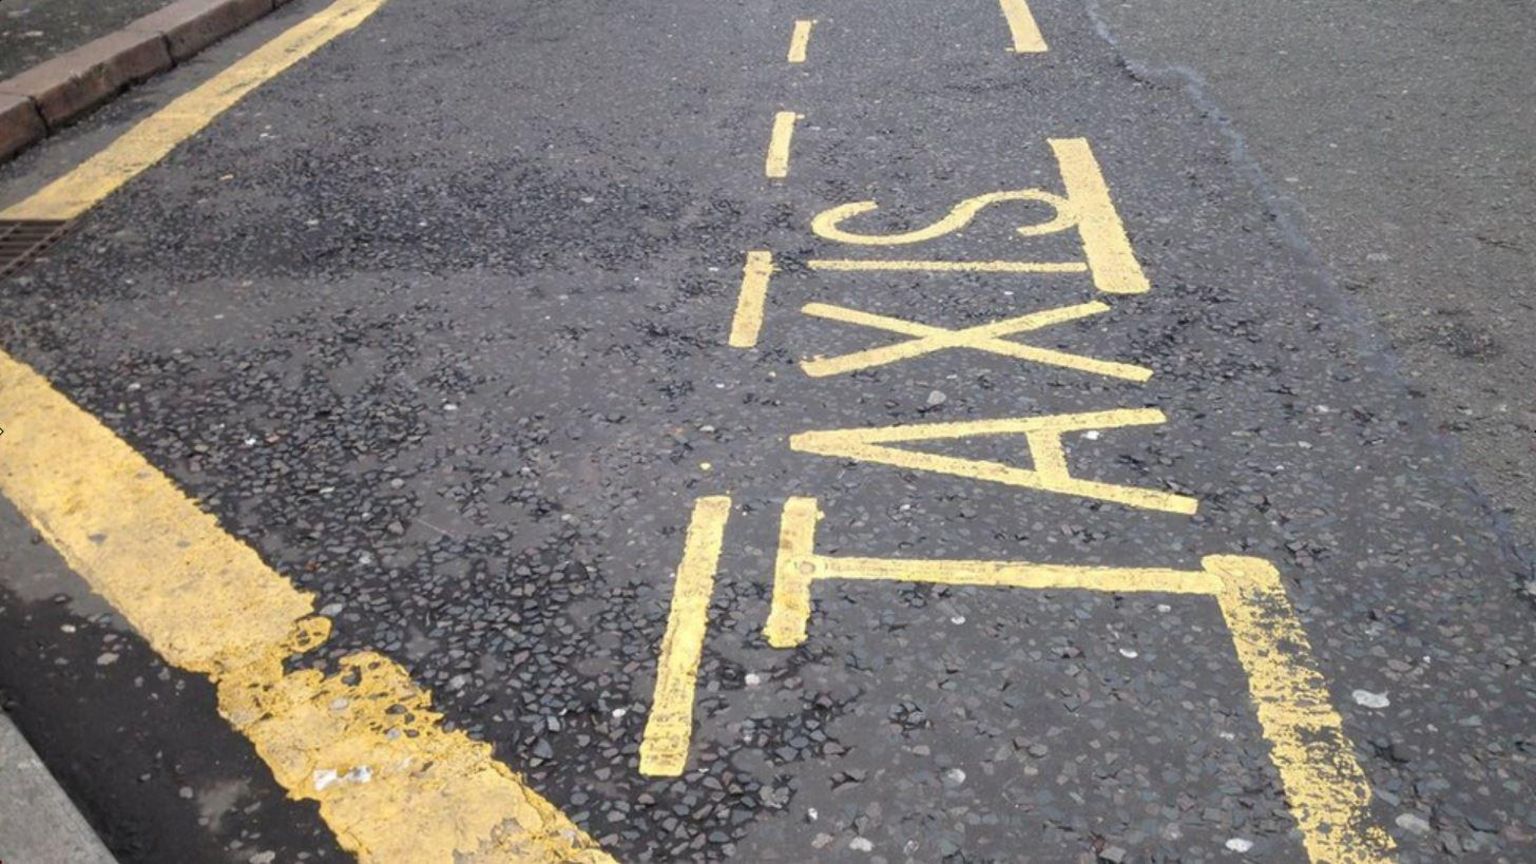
764,111,800,179
997,0,1047,53
0,357,616,861
727,251,775,348
639,497,731,777
1,0,388,221
787,20,815,64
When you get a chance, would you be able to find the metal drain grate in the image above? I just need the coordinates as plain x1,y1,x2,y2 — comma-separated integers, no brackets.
0,220,73,279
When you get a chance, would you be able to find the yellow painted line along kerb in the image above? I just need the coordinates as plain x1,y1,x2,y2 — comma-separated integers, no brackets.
764,111,800,179
727,250,775,348
766,498,1395,864
0,358,619,863
998,0,1047,53
0,0,387,221
638,496,732,777
787,20,815,63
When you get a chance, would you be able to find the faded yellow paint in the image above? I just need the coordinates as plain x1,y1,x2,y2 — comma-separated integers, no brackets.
765,111,800,179
1,0,389,221
639,496,731,777
728,251,775,348
764,499,1393,864
998,0,1047,53
0,349,615,863
787,20,816,63
790,409,1198,514
798,300,1152,381
809,258,1087,273
806,139,1147,294
1210,557,1397,864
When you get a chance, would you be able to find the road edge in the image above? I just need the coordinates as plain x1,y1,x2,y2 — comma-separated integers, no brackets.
0,708,119,864
0,0,298,163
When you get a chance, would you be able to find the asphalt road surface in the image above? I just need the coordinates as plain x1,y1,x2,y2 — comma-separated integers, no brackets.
0,1,1532,863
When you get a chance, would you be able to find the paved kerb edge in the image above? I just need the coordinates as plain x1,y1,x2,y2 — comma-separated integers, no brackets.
0,0,296,163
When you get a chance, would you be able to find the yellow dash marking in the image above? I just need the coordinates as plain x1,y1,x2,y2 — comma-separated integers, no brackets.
787,20,816,63
0,348,615,863
1210,556,1397,864
998,0,1047,53
728,251,775,348
808,259,1087,273
764,111,800,179
1,0,388,221
790,409,1198,514
799,300,1152,381
765,499,1395,864
639,496,732,778
1050,138,1149,294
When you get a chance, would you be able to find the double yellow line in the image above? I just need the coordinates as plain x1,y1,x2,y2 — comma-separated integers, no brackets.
0,1,614,861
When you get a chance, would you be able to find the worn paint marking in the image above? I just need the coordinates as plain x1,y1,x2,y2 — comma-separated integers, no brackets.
790,409,1198,514
639,497,732,777
1,0,388,221
787,19,815,63
728,251,776,348
0,349,616,863
764,111,800,179
997,0,1047,53
798,300,1152,381
766,498,1393,864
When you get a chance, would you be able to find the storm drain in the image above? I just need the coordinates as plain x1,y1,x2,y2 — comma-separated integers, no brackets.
0,220,72,279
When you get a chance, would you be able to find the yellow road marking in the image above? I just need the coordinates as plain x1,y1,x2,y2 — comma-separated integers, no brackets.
799,300,1152,381
0,353,616,863
1,0,387,221
765,498,1394,864
997,0,1047,53
811,188,1073,247
764,111,800,179
728,251,775,348
1051,138,1149,294
639,497,731,778
790,409,1199,514
787,20,816,63
805,140,1147,294
808,258,1087,273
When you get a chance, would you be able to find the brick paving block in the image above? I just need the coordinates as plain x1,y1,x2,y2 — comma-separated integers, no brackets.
0,31,173,129
129,0,277,62
0,93,46,161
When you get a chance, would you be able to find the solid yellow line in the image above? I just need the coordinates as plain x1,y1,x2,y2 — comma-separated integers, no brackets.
808,258,1088,273
728,251,775,348
1,0,387,221
1209,556,1396,864
787,19,815,63
0,354,617,863
998,0,1048,52
764,111,799,179
639,496,732,777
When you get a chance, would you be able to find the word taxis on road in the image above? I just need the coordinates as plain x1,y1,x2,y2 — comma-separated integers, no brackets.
643,127,1395,863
